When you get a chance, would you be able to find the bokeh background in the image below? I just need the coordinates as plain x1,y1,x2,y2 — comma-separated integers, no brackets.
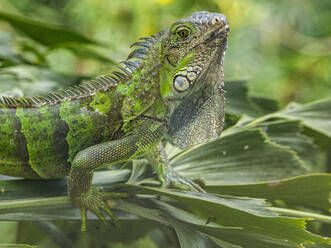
0,0,331,247
0,0,330,106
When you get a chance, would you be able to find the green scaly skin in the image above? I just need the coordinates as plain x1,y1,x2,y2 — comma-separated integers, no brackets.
0,11,229,231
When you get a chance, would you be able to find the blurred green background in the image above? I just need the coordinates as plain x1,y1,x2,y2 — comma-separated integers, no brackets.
0,1,330,247
0,0,330,106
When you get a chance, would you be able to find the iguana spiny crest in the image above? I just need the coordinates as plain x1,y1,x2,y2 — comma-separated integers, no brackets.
0,11,229,116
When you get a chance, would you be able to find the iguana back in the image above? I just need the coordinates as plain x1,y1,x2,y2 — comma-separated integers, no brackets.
0,32,164,179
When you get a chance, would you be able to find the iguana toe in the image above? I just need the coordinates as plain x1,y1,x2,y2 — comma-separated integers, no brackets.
74,186,122,231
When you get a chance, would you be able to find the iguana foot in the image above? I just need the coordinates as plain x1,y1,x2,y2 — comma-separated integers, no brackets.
72,186,128,232
162,172,205,193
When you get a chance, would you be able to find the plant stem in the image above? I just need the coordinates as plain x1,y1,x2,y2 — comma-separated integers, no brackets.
269,207,331,224
0,196,71,211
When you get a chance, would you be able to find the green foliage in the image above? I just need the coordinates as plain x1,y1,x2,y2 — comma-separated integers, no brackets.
0,0,330,247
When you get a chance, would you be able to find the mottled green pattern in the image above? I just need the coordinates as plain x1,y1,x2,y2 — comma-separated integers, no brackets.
59,99,120,164
0,109,38,178
118,73,158,123
89,91,114,115
16,105,70,178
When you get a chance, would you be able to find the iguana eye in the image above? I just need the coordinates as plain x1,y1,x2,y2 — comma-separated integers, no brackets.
176,27,190,39
173,76,190,92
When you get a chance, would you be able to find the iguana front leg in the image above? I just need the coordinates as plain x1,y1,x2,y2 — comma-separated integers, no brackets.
147,143,204,192
68,122,166,231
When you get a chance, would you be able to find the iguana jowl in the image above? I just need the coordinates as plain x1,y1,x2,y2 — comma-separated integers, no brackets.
0,11,229,231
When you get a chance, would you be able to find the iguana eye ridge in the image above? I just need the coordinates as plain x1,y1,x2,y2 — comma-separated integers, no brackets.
173,75,190,92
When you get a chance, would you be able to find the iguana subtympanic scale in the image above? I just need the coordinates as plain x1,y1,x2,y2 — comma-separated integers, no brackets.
0,11,229,231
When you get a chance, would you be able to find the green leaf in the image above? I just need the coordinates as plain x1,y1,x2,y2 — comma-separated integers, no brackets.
49,43,116,64
250,96,279,115
1,171,329,246
0,169,130,201
0,65,85,96
119,198,307,248
224,80,278,117
154,200,296,248
169,219,220,248
258,120,326,172
0,31,23,66
275,98,331,139
172,128,307,184
207,174,331,212
224,80,261,117
0,11,100,47
116,185,329,246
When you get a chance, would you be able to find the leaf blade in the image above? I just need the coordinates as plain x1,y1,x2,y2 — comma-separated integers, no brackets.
0,11,100,47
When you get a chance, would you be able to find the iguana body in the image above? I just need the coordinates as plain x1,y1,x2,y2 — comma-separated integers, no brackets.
0,11,229,230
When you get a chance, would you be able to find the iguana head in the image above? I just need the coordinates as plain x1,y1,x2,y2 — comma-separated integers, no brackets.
159,11,230,149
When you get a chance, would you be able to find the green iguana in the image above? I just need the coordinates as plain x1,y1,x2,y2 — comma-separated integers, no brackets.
0,11,229,231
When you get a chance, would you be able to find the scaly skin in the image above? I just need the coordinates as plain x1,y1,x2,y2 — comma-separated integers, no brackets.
0,11,229,231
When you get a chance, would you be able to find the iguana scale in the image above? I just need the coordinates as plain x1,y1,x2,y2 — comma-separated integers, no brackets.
0,11,229,231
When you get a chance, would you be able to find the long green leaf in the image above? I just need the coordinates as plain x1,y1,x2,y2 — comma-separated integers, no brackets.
0,175,329,246
169,219,220,248
207,174,331,212
49,43,116,64
153,200,296,248
0,169,130,200
0,11,100,47
0,65,85,96
116,185,329,246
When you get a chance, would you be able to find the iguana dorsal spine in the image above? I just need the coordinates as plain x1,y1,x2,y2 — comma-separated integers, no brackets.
0,35,159,108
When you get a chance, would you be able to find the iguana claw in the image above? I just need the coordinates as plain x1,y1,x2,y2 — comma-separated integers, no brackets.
74,186,128,232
